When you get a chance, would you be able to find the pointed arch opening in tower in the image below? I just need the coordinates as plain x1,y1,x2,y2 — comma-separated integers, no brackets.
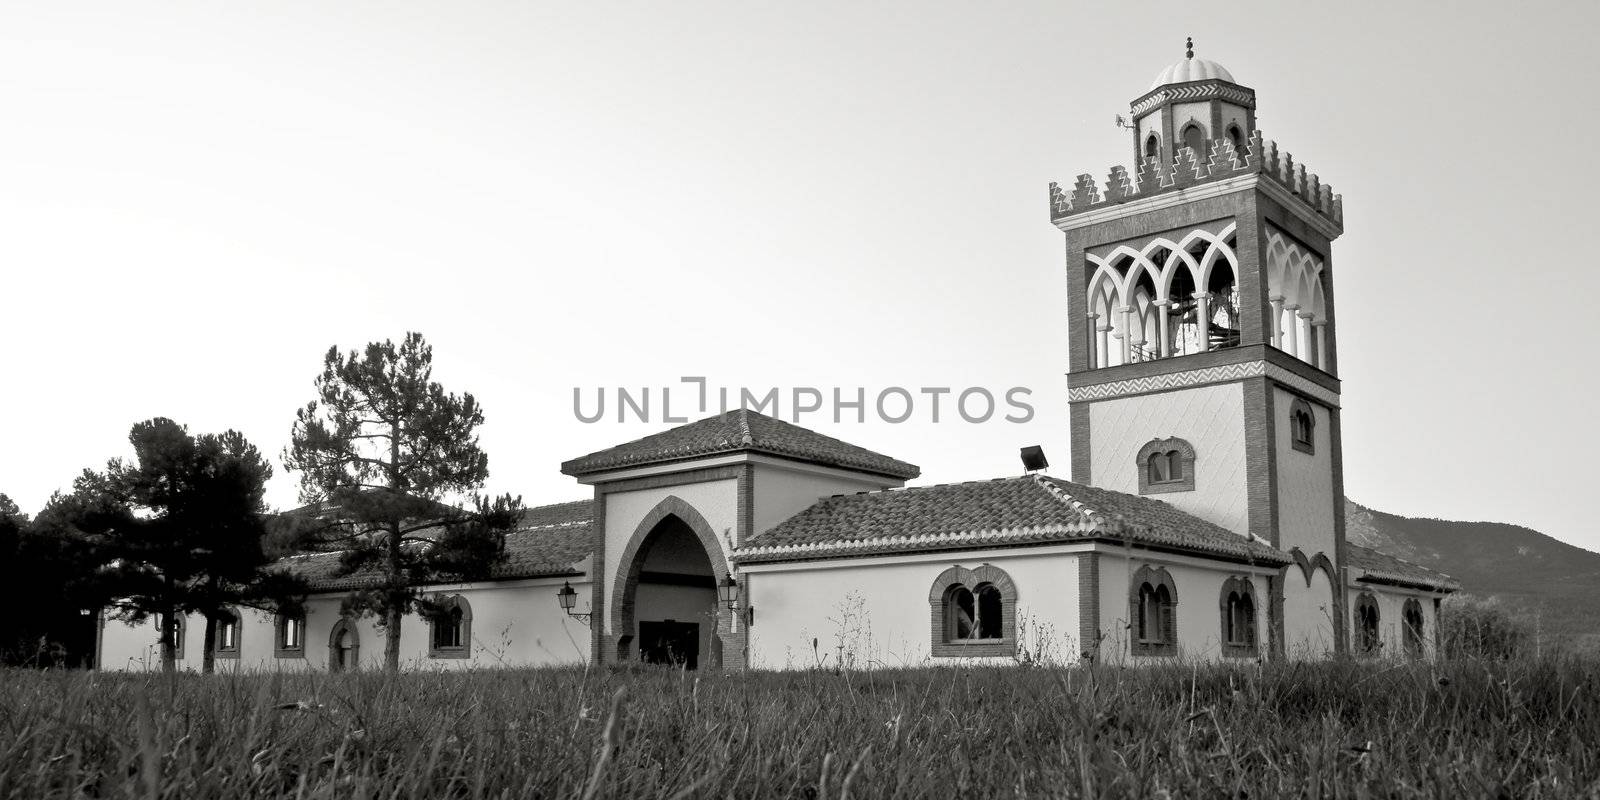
620,514,719,670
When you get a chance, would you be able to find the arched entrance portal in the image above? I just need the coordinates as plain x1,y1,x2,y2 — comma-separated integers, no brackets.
612,500,730,670
328,619,359,672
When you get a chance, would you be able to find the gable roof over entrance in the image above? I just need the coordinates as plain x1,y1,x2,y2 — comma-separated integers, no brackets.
561,409,921,481
732,474,1291,565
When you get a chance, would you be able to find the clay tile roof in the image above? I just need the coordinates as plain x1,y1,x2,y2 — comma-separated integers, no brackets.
733,474,1290,565
1346,543,1460,592
286,499,596,592
560,409,920,480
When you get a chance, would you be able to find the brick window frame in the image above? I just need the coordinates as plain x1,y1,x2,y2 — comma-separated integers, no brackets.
1289,398,1316,454
1354,592,1381,657
427,594,472,660
1129,565,1178,657
275,611,306,659
1136,438,1196,495
215,609,240,660
928,564,1017,658
1218,577,1258,658
1401,598,1424,659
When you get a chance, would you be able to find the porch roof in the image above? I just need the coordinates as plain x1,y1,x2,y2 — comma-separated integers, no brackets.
1346,543,1459,593
285,499,596,592
733,474,1291,565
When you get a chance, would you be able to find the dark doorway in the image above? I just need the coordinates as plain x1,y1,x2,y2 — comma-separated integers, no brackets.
639,620,699,669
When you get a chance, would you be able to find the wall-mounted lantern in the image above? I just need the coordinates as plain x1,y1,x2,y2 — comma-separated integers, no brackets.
718,575,740,611
556,581,592,627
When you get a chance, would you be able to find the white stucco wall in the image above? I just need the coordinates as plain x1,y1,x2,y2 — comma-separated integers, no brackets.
601,479,738,640
1088,383,1249,536
750,461,894,539
98,577,593,671
1094,552,1273,663
742,549,1084,669
1274,387,1337,560
1349,583,1440,661
1282,564,1337,660
1172,102,1210,142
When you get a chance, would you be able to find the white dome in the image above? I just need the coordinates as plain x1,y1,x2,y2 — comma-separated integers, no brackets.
1149,57,1236,90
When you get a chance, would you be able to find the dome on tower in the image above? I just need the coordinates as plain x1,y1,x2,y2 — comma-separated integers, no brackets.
1149,56,1235,90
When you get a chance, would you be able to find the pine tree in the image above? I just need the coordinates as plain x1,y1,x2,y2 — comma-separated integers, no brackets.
69,419,279,672
283,332,522,672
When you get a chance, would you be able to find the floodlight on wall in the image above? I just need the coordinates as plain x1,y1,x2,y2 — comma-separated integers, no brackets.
556,581,592,627
1020,445,1049,473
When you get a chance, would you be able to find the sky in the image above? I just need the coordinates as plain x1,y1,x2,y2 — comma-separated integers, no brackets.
1,1,1595,551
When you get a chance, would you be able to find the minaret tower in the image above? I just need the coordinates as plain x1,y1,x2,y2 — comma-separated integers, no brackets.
1050,41,1349,657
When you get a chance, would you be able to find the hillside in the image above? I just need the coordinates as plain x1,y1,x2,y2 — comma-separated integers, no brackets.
1347,500,1600,650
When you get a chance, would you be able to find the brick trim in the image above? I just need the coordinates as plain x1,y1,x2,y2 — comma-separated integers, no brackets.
1069,401,1092,484
590,485,606,665
1268,570,1286,660
737,464,754,546
608,495,742,670
1078,553,1100,662
1288,548,1334,587
593,466,742,496
1244,375,1278,547
1135,437,1196,495
1128,564,1178,658
426,594,472,660
1328,406,1350,654
928,564,1018,658
1218,576,1259,658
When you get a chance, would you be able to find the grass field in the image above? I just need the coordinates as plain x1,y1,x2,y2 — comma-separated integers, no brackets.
1,658,1596,799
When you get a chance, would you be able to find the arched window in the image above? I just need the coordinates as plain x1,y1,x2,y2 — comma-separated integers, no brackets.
158,613,186,661
928,565,1017,658
1130,565,1178,657
428,595,472,659
1181,123,1206,158
1355,593,1381,656
1218,577,1258,657
275,610,306,659
215,609,240,659
1402,599,1425,658
1289,398,1316,454
1226,124,1246,159
1137,438,1196,494
1143,133,1160,160
329,618,360,672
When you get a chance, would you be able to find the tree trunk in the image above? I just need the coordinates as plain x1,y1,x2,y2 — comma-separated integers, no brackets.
159,612,176,673
384,603,402,672
384,518,403,672
201,612,216,674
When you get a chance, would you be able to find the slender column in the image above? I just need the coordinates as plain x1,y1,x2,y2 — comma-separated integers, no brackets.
1086,312,1099,369
1097,324,1112,368
1296,310,1315,364
1193,293,1211,353
1268,296,1286,348
1283,303,1301,356
1312,321,1328,370
1157,303,1171,358
1117,306,1133,363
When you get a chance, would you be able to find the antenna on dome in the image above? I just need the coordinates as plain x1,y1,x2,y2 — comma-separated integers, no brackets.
1185,36,1194,60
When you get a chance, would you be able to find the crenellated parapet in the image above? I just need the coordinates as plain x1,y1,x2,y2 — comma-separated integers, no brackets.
1048,131,1342,231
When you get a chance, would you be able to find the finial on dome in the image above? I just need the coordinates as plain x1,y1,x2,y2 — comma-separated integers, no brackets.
1185,36,1194,60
